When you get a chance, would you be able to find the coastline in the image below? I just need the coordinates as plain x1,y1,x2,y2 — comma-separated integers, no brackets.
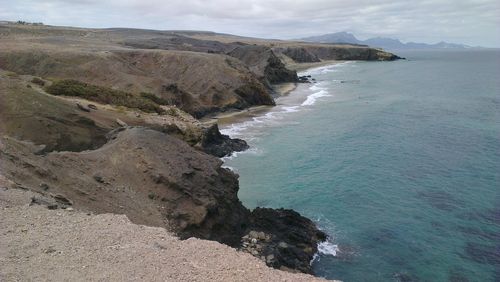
215,60,344,269
287,60,346,72
0,23,404,280
203,60,344,127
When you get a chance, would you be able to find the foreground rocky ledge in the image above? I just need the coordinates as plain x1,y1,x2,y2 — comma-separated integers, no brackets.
0,187,332,281
0,127,327,274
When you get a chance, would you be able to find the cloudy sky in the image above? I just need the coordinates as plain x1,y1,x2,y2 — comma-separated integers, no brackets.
1,0,499,47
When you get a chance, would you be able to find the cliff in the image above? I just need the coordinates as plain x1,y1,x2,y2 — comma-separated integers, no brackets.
0,23,399,117
0,70,325,273
0,22,401,278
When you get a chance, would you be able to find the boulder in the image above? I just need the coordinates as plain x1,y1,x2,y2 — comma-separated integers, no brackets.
200,124,249,157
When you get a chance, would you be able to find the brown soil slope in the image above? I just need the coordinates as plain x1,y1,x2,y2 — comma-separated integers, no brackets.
0,23,399,118
0,70,324,272
0,70,204,152
0,24,274,118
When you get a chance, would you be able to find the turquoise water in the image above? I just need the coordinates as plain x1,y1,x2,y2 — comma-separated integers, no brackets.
222,50,500,282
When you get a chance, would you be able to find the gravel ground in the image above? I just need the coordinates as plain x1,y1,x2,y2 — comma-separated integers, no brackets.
0,187,329,281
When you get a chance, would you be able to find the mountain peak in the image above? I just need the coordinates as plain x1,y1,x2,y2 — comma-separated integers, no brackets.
300,32,361,44
300,33,472,50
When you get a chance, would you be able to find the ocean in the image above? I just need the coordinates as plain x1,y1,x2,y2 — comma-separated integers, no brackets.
221,50,500,281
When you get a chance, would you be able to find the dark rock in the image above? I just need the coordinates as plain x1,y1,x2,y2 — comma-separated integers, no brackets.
298,76,311,83
30,196,58,210
39,183,49,191
281,47,320,63
264,51,298,84
2,127,325,274
242,208,327,274
228,45,298,85
93,174,105,183
201,124,249,157
87,104,97,110
76,103,91,112
53,194,72,207
277,45,401,61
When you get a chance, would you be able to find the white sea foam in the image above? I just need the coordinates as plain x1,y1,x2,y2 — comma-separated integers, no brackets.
301,61,353,76
282,106,300,113
221,147,261,162
308,84,323,91
221,87,331,138
301,90,330,106
317,241,339,256
220,105,303,138
221,62,348,158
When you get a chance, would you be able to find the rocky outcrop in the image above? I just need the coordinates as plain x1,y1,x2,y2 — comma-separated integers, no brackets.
281,47,321,63
200,124,249,157
279,45,401,62
0,126,326,273
0,24,405,278
242,208,327,273
228,45,298,85
0,49,275,119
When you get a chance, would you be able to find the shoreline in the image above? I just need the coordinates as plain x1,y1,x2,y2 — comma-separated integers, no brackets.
214,60,344,271
203,60,344,127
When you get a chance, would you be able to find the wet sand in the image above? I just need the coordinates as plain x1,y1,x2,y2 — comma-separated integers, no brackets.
288,60,345,72
202,61,342,127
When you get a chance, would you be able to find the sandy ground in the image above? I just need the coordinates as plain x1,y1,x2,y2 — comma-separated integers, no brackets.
200,82,298,126
202,60,343,127
288,60,345,72
0,186,329,282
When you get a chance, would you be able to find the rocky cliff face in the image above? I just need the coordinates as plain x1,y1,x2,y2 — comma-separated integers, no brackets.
0,127,326,273
0,71,326,273
228,45,298,86
0,23,403,276
0,70,244,156
200,124,249,158
280,47,321,63
0,49,275,118
275,45,401,63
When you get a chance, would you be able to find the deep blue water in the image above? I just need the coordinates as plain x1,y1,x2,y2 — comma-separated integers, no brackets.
222,50,500,282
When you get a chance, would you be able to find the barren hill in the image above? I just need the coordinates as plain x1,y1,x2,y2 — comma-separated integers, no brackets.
0,22,399,117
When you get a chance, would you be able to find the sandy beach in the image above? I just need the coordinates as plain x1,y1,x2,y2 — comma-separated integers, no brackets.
202,60,343,127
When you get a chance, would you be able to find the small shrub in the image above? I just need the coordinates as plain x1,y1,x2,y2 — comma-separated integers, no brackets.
31,77,45,86
5,71,19,78
45,80,165,114
140,92,169,105
166,108,179,117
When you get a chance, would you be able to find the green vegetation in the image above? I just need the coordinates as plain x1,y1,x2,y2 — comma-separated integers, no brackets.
45,80,165,114
16,20,44,25
5,71,19,78
140,92,169,105
31,77,45,86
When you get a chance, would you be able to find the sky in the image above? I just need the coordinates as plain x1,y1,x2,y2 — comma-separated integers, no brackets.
1,0,499,47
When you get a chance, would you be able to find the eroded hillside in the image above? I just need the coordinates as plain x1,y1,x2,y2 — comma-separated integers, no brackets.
0,23,400,117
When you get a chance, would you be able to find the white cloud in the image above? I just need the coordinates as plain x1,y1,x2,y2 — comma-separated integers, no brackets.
0,0,499,46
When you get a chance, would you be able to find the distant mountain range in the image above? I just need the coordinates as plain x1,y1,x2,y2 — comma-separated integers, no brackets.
300,32,477,50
